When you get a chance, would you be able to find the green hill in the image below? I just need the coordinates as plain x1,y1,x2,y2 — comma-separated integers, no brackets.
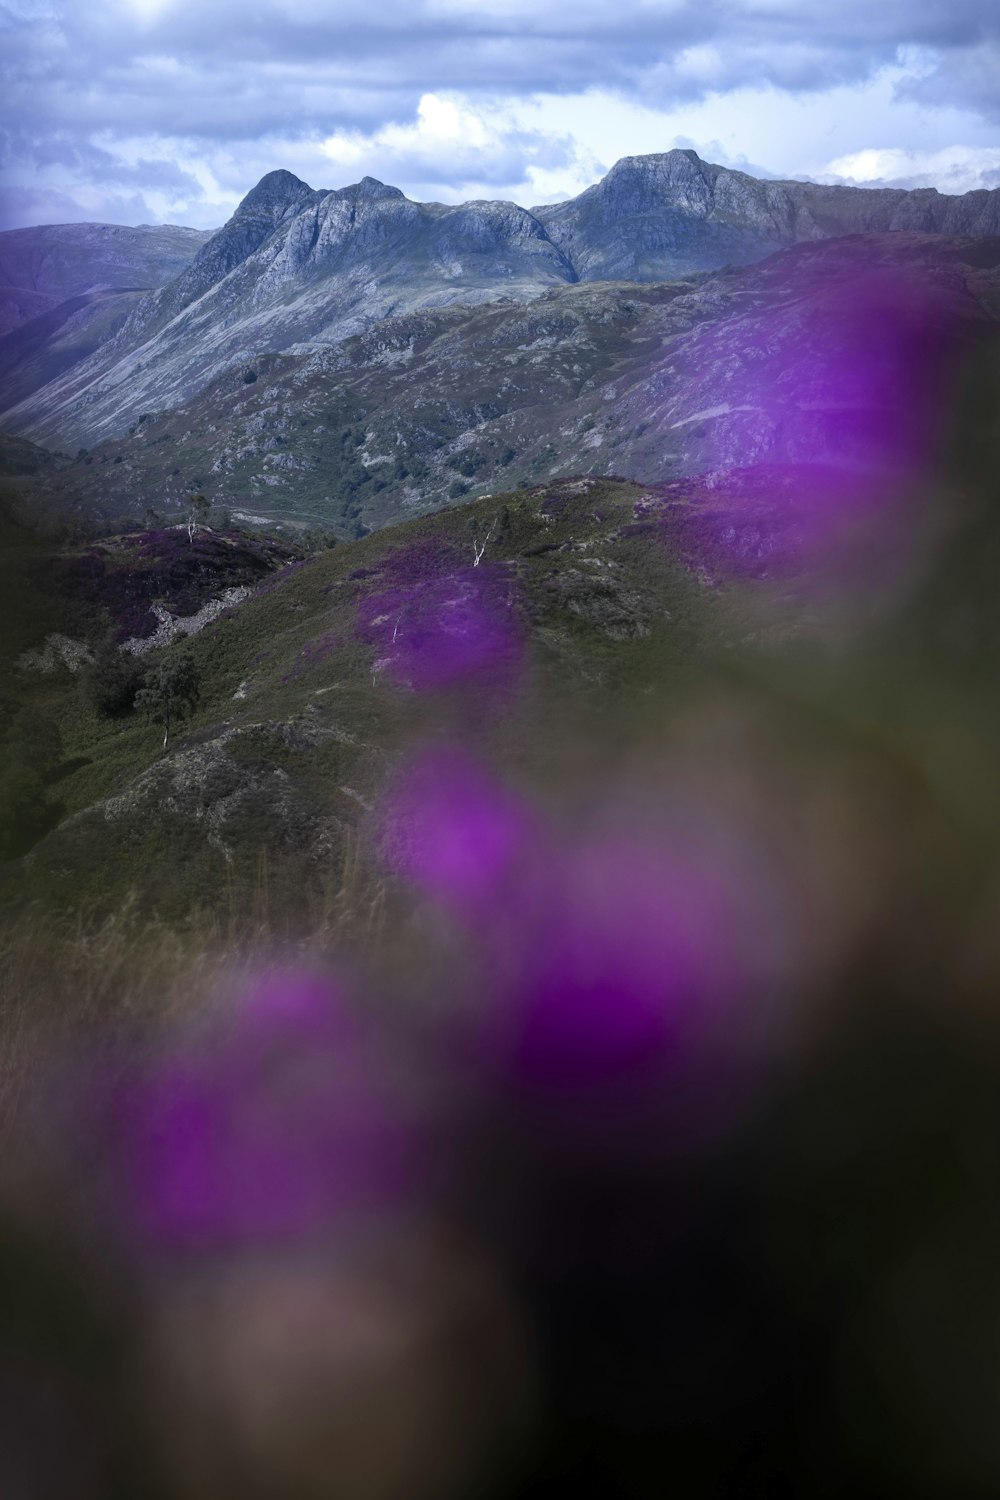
1,472,758,922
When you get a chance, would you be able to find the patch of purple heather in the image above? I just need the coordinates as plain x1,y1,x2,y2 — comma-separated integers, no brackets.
659,256,976,586
503,834,779,1104
378,748,788,1141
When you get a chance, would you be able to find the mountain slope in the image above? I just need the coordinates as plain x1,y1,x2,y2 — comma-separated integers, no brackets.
1,174,577,448
534,149,1000,281
0,221,213,337
2,473,736,917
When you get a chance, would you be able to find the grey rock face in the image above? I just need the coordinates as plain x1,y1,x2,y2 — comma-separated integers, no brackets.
20,235,1000,539
1,174,578,446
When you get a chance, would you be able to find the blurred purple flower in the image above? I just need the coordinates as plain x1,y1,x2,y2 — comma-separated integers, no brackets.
119,971,424,1251
378,746,533,919
489,824,787,1118
358,563,522,693
378,748,789,1137
658,252,979,584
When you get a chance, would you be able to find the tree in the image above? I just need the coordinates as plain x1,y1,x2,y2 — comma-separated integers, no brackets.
0,708,64,858
134,648,200,751
0,762,52,859
186,493,210,543
6,708,62,780
467,514,498,566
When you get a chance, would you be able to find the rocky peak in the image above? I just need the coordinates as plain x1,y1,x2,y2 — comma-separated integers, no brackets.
596,149,718,217
236,169,318,215
182,170,321,289
347,176,406,202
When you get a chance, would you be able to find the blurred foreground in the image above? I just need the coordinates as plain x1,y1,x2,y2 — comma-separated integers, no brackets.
1,256,1000,1498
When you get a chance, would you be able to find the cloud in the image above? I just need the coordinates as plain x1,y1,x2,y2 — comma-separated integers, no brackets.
898,40,1000,122
821,144,1000,194
5,1,1000,142
317,93,599,203
0,182,155,229
2,1,1000,228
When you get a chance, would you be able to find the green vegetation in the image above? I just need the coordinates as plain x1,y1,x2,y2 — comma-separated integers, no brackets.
0,475,729,922
87,642,145,716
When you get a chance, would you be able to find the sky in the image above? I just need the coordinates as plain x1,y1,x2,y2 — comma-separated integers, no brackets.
1,0,999,231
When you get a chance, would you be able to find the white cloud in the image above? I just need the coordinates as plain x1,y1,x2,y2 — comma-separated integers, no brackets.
317,91,597,204
505,69,1000,198
821,145,1000,193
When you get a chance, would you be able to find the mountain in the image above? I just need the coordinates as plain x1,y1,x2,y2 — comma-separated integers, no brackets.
533,149,1000,281
0,221,214,336
0,220,216,435
2,151,999,457
0,172,577,449
8,233,1000,539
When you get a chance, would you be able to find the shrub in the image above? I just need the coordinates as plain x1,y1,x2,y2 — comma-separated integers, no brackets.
87,644,146,718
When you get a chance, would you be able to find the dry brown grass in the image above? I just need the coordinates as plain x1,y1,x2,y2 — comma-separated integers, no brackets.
0,832,388,1132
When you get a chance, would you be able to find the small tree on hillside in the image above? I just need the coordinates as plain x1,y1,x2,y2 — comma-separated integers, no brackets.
0,708,64,857
134,648,200,751
467,514,498,566
186,493,210,543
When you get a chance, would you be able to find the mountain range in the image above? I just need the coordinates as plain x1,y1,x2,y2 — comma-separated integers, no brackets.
2,148,999,511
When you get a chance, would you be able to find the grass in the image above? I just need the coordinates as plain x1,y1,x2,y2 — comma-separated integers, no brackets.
0,825,389,1134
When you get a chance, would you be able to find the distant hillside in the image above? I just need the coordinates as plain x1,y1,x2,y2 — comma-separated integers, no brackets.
533,150,1000,280
0,221,213,336
1,471,775,918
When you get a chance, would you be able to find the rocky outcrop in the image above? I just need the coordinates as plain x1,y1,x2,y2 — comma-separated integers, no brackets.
13,234,1000,536
1,175,577,446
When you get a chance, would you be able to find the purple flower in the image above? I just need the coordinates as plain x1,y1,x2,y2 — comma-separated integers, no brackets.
378,746,533,918
358,564,522,693
118,970,424,1251
660,252,977,585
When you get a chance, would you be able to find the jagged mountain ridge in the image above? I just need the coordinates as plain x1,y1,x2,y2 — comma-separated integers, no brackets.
0,172,578,448
3,150,1000,452
534,150,1000,280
